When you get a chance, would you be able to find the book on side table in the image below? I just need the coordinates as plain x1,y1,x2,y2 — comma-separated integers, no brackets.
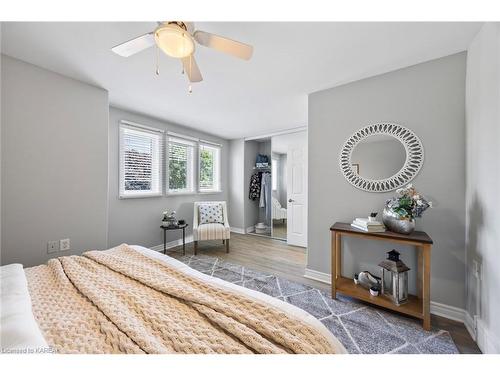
351,217,386,232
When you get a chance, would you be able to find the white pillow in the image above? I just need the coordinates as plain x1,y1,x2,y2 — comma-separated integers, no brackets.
1,264,50,352
199,204,224,224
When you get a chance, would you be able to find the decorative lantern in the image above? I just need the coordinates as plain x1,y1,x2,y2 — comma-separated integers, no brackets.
378,250,410,305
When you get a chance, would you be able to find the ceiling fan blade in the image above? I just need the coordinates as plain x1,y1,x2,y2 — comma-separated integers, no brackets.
181,55,203,82
193,30,253,60
184,22,195,34
111,33,155,57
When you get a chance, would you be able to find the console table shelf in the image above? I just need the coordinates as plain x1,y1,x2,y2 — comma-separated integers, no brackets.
330,222,433,330
336,277,423,319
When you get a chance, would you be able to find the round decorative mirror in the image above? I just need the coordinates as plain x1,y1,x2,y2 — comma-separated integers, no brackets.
339,123,424,192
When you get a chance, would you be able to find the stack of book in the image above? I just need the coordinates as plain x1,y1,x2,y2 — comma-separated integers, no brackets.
351,218,386,232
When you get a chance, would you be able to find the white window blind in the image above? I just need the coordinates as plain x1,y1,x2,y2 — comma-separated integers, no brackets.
168,136,195,193
199,143,221,192
119,123,163,198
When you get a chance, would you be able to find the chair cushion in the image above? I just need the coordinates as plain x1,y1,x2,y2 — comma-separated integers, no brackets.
196,223,230,241
199,203,224,224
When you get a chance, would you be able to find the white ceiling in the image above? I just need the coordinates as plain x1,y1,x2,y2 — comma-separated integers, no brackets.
1,22,482,139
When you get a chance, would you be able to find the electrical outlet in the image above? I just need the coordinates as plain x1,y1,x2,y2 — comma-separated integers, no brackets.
59,238,70,252
47,241,58,254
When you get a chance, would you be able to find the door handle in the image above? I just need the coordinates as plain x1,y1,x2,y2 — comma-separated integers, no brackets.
288,199,295,203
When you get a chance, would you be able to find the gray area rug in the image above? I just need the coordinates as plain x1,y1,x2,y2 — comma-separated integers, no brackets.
174,253,459,354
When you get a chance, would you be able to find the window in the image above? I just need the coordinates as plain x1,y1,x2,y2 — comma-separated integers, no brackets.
199,143,221,192
272,158,278,191
168,136,195,194
119,123,162,198
119,123,224,198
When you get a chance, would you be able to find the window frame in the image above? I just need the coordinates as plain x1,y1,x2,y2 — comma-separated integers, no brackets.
119,121,164,199
166,135,196,195
197,142,222,194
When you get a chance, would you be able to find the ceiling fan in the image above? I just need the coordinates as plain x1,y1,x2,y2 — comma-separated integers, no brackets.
111,21,253,90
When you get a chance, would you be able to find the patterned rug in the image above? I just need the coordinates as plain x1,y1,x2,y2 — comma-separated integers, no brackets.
172,253,459,354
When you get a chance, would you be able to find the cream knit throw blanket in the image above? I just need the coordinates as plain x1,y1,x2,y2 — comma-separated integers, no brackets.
25,245,336,354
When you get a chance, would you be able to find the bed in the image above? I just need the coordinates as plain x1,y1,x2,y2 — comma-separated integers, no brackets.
1,244,346,354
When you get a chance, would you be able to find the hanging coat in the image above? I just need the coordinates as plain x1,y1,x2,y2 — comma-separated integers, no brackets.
249,172,262,200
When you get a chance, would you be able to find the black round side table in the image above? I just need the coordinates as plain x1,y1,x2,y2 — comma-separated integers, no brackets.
160,223,188,255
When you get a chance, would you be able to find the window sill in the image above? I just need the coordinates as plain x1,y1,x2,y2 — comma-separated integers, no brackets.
166,190,223,197
198,190,223,195
167,191,197,196
119,193,163,199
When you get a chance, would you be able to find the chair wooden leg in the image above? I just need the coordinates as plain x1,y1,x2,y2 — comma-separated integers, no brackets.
194,241,198,255
222,239,225,244
225,239,229,253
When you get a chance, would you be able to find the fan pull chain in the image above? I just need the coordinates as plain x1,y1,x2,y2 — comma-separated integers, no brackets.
181,34,185,75
188,55,193,94
155,46,160,75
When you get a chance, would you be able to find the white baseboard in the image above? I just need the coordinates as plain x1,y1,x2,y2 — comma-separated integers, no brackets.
246,225,255,234
150,235,194,253
230,227,246,234
304,267,468,324
429,301,466,322
464,311,477,342
476,318,500,354
463,312,500,353
304,268,331,284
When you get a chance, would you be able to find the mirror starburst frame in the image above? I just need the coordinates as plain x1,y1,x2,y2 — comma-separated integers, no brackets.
339,123,424,192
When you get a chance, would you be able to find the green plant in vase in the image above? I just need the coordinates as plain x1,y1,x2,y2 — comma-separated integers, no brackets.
382,184,432,234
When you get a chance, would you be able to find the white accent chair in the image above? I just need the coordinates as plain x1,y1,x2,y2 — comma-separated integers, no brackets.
193,201,230,255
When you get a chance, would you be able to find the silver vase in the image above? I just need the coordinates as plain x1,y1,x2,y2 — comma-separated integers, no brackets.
382,208,415,234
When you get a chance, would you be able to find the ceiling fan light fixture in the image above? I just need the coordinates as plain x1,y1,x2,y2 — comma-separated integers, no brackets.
154,24,195,59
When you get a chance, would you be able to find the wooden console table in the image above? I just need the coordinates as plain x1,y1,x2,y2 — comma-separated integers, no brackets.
330,222,433,330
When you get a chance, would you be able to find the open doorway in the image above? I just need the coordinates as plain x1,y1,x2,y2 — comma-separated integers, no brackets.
245,138,273,237
244,130,307,247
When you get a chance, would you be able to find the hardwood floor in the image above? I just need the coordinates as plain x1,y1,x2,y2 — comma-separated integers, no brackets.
168,232,481,354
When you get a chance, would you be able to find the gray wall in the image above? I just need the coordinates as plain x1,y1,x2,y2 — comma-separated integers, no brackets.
0,53,2,257
465,23,500,353
228,139,245,230
1,55,109,267
308,53,467,308
108,107,229,248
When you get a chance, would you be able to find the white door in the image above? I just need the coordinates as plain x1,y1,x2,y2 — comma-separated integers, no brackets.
287,140,307,247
